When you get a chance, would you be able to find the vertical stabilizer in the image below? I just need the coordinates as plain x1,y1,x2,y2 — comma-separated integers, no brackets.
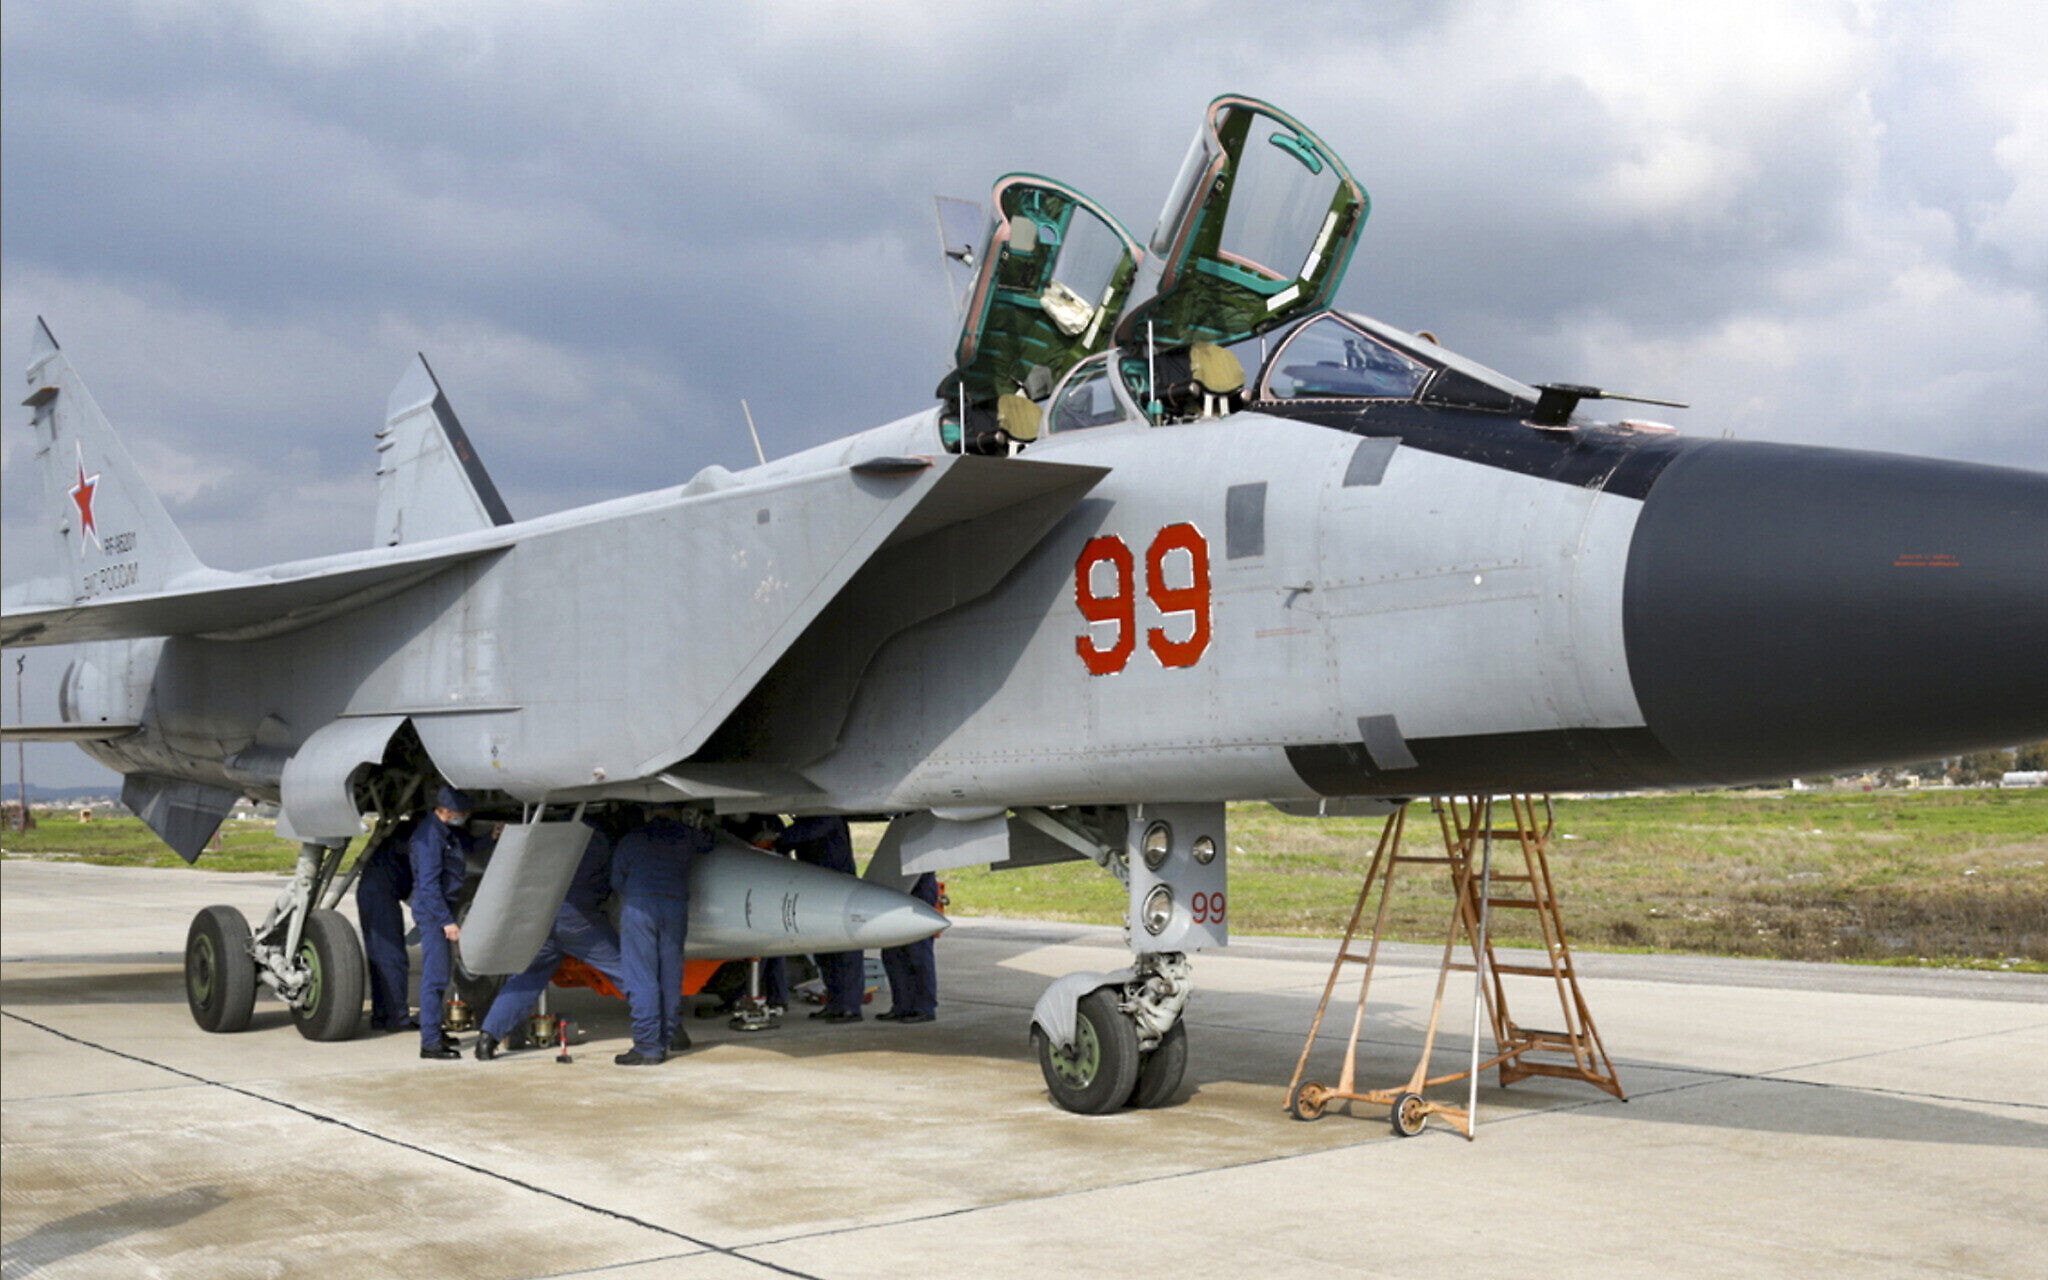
374,355,513,546
26,319,209,604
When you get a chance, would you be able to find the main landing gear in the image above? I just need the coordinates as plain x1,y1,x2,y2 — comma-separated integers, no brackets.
182,836,373,1041
183,777,423,1040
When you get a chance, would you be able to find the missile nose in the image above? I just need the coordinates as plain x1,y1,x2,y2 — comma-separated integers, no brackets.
844,881,949,950
1624,441,2048,783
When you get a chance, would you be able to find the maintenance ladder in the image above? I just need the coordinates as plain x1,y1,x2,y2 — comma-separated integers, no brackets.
1283,795,1623,1138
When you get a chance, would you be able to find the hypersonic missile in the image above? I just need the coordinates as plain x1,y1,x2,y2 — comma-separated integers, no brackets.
684,834,949,959
461,823,946,976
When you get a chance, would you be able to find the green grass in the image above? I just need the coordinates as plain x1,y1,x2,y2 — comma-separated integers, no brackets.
1,816,308,872
8,788,2045,968
931,789,2048,970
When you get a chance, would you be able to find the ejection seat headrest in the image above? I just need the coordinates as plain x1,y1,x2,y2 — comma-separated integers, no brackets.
1187,342,1245,396
996,392,1043,442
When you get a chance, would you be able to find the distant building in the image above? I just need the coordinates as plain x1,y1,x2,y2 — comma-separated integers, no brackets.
2001,771,2048,788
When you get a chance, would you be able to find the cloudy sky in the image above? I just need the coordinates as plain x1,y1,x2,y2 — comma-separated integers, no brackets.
4,0,2045,787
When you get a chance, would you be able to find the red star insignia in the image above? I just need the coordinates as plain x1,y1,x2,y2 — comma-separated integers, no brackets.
70,445,101,552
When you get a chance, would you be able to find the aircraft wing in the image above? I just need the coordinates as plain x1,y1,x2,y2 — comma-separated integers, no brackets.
670,452,1112,775
0,546,497,648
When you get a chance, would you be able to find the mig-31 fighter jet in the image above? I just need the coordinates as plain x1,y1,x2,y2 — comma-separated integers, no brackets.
5,95,2045,1113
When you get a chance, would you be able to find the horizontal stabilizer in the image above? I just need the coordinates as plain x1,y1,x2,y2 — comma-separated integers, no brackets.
0,545,495,648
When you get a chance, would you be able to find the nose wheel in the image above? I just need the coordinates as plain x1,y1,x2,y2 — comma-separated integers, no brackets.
1034,989,1192,1113
1033,988,1140,1114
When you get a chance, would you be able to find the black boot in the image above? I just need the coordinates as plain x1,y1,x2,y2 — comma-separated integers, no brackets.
474,1032,500,1061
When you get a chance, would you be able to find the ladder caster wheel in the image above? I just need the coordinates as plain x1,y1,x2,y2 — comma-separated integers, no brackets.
1287,1082,1328,1122
1390,1091,1429,1137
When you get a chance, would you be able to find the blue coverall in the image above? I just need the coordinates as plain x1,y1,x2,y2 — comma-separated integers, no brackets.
409,812,474,1049
478,827,628,1043
880,872,939,1018
612,814,709,1057
777,816,864,1016
354,818,417,1031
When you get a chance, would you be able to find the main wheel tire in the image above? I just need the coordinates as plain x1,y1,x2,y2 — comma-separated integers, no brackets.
186,905,257,1033
1033,987,1140,1115
291,909,366,1042
1126,1020,1188,1109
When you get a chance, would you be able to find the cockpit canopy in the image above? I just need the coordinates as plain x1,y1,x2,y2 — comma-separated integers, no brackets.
935,175,1144,408
1114,95,1367,351
1039,310,1541,437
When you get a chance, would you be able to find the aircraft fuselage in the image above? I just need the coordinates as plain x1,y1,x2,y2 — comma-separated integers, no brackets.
68,388,2048,815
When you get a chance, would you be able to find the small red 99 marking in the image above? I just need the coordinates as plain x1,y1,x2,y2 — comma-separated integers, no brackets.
1074,523,1211,675
1190,891,1227,924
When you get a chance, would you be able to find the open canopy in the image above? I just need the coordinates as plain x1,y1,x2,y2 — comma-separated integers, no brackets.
1115,95,1367,351
936,175,1144,406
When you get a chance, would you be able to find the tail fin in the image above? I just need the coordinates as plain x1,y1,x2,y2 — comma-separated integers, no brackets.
26,319,209,603
373,355,513,546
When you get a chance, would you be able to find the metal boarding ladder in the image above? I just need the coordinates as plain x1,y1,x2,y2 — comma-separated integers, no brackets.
1282,795,1623,1139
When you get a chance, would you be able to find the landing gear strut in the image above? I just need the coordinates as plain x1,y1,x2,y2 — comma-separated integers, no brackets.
181,786,417,1038
231,838,370,1040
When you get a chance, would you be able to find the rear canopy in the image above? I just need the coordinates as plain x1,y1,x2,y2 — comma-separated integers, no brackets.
1115,95,1368,351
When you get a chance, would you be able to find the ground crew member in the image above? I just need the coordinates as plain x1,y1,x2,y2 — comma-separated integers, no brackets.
877,872,939,1023
777,815,865,1022
411,786,481,1060
611,805,710,1064
354,814,419,1032
474,819,628,1060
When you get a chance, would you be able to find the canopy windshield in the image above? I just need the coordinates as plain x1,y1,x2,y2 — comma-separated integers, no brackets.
937,175,1144,405
1115,95,1367,350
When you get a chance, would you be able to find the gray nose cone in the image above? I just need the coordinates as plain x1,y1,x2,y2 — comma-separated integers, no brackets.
844,882,949,950
1624,440,2048,783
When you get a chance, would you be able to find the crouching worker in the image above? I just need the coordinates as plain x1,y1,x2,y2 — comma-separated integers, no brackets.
474,818,628,1061
612,805,711,1065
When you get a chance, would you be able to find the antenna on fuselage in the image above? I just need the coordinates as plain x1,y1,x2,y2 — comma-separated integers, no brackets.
741,399,767,467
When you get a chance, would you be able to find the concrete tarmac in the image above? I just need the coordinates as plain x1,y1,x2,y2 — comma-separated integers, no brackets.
3,859,2044,1279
